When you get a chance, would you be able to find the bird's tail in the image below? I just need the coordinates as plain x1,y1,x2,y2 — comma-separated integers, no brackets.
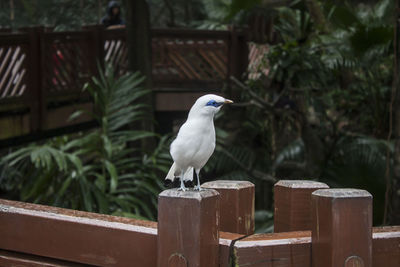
165,162,177,181
165,162,193,181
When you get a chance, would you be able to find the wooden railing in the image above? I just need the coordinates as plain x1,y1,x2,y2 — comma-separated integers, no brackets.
0,179,399,266
0,26,248,144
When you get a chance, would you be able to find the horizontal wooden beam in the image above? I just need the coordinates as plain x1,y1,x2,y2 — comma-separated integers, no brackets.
0,33,30,45
151,28,231,39
233,231,312,266
0,198,399,266
373,226,400,267
0,249,85,267
219,232,244,266
0,199,157,266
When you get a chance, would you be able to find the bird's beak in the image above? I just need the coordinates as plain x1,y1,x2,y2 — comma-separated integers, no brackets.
224,99,234,104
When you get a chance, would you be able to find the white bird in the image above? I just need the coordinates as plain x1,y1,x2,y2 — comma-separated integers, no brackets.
165,94,233,191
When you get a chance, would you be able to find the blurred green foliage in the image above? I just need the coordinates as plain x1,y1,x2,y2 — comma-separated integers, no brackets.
0,66,170,220
208,0,394,228
0,0,396,230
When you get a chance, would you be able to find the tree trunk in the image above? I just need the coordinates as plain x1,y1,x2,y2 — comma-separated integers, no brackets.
124,0,155,151
389,0,400,225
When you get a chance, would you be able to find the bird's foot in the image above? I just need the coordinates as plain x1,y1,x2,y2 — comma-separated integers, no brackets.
193,185,203,191
178,186,188,192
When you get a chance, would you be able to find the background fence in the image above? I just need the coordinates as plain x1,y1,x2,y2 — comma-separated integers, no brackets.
0,26,249,144
0,179,399,266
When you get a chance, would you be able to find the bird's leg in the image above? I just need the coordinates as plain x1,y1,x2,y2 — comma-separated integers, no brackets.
194,169,203,191
178,170,188,191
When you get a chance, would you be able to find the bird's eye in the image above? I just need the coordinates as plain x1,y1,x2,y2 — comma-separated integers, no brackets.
206,100,223,107
206,100,216,107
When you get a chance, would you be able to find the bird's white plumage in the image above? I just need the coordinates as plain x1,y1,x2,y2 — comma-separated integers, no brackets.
165,94,232,190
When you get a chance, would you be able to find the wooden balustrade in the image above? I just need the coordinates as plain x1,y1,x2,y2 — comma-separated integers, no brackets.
0,180,399,266
0,26,248,145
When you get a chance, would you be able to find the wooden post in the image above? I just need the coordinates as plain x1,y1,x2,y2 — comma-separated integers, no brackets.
26,26,44,132
228,26,248,80
202,180,254,235
311,189,373,267
274,180,329,232
228,26,249,98
84,25,104,75
157,189,220,267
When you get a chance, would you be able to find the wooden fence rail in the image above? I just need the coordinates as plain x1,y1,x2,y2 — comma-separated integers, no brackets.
0,179,399,266
0,26,248,144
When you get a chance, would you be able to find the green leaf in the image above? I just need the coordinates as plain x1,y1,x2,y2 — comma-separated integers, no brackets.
105,160,118,193
102,135,113,158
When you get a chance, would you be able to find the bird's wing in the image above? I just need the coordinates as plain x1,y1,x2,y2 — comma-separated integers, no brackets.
170,119,209,162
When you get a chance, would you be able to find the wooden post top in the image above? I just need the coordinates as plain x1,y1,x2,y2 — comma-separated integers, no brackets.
202,180,254,190
159,188,219,200
275,180,329,189
312,188,372,198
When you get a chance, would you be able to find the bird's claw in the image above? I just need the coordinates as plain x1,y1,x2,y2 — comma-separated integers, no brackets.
193,185,203,191
178,186,188,192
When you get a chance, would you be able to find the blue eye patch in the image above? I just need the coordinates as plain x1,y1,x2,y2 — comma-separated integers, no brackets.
206,100,223,107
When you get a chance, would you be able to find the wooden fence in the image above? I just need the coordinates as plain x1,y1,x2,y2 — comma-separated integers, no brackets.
0,179,398,266
0,26,248,143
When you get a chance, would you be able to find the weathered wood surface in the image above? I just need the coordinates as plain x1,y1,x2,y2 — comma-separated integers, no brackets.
0,180,399,266
0,199,157,266
311,189,373,267
157,189,220,267
0,250,87,267
203,180,255,235
274,180,329,232
372,226,400,267
233,231,312,267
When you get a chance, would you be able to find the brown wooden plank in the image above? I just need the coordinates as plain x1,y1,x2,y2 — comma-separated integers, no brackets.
200,46,227,75
102,28,126,40
168,52,197,79
152,28,230,39
197,49,225,78
372,226,400,267
0,34,30,45
187,51,214,80
234,231,311,267
0,199,157,267
0,250,88,267
172,50,203,80
43,31,92,42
